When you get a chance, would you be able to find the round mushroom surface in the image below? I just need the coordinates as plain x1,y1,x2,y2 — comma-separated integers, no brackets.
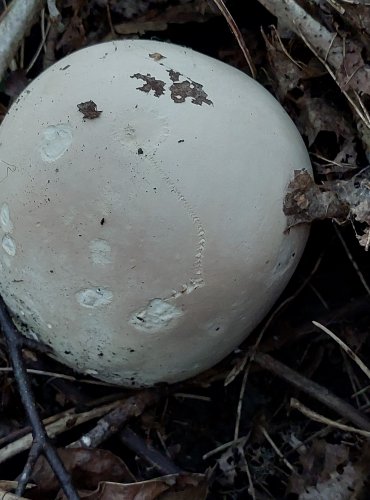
0,40,311,386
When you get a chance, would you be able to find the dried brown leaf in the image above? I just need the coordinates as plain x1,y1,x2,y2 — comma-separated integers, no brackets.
56,15,86,53
263,29,304,101
31,447,134,495
287,440,349,495
298,463,365,500
114,2,215,35
283,170,349,227
296,96,353,146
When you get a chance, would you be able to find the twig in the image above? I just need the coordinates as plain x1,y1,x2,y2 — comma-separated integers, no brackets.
313,321,370,379
120,427,182,475
0,490,28,500
290,398,370,437
212,0,256,77
16,440,42,494
230,253,325,439
258,0,370,127
25,17,50,74
334,226,370,294
259,425,295,472
234,363,250,439
251,350,370,431
0,396,126,464
0,0,44,80
202,435,249,460
68,390,160,449
226,252,325,386
0,296,79,499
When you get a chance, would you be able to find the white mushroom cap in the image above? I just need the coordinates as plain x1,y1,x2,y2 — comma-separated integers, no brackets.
0,40,311,386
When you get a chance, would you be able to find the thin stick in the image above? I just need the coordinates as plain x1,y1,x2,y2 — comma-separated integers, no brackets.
26,18,51,74
0,0,44,80
251,350,370,431
313,321,370,380
0,398,126,464
290,398,370,437
202,435,249,460
0,366,119,385
212,0,256,77
334,226,370,294
67,390,159,449
259,425,295,472
0,296,79,499
234,363,250,439
120,427,182,475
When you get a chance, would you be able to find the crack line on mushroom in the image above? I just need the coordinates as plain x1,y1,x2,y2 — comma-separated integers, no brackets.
148,152,206,299
0,159,17,184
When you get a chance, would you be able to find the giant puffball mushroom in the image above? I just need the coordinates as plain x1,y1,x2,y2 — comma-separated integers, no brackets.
0,40,312,386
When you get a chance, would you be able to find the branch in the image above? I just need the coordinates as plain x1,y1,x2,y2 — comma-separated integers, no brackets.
0,295,79,499
0,0,44,80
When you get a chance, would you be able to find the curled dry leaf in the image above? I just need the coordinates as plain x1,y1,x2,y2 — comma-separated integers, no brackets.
284,169,370,249
263,28,305,101
283,170,349,227
31,448,135,496
296,96,354,147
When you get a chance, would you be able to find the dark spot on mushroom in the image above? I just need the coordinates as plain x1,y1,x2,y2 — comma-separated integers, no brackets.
170,80,213,106
215,327,220,331
98,352,104,357
60,65,70,71
100,218,105,225
137,148,143,155
64,350,71,355
130,73,165,97
178,139,185,143
77,100,102,120
166,69,212,105
168,69,181,82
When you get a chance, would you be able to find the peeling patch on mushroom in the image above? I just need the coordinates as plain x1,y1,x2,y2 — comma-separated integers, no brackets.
2,234,16,256
167,69,213,106
0,203,13,233
89,239,112,265
39,124,73,162
130,73,166,97
129,299,183,332
76,288,113,308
